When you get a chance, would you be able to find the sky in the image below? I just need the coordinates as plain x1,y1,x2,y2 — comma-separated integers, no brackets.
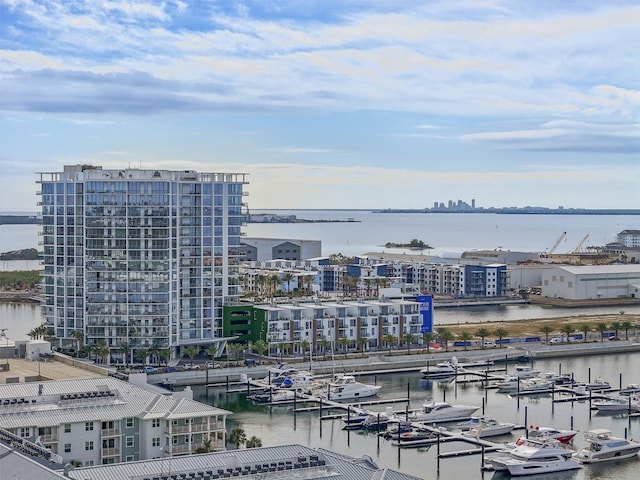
1,0,639,211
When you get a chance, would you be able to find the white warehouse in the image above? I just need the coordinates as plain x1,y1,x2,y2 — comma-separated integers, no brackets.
541,265,640,300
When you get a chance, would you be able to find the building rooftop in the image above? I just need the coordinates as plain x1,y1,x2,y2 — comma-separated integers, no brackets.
66,444,422,480
0,377,231,430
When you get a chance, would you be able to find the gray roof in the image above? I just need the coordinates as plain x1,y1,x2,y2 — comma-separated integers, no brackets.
0,377,230,429
0,443,67,480
67,444,423,480
550,264,640,275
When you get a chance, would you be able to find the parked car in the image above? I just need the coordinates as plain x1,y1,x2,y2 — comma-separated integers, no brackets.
205,361,221,369
244,359,258,367
184,363,200,370
144,366,157,374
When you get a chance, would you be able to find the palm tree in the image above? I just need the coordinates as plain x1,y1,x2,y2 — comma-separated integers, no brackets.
364,278,373,298
579,324,591,343
458,331,473,350
539,325,554,344
422,332,434,353
338,336,350,357
610,321,622,339
560,324,574,342
159,348,171,367
403,332,416,354
255,274,266,297
596,322,609,342
93,340,109,365
268,273,281,299
357,335,369,353
205,345,218,365
251,339,268,358
299,339,310,360
317,338,331,360
70,330,84,356
136,347,150,365
382,333,396,355
302,274,315,296
227,427,247,449
621,320,633,340
183,345,200,364
246,436,262,448
282,272,295,297
195,435,213,454
118,341,131,368
474,328,491,349
436,327,453,352
493,327,508,348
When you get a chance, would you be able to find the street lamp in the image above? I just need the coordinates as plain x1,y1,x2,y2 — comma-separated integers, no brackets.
37,347,41,379
0,328,8,366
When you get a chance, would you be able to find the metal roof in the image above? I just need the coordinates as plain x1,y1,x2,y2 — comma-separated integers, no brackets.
66,444,423,480
0,377,230,429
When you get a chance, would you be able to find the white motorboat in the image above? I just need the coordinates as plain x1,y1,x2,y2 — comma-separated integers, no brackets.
619,383,640,396
496,375,520,392
514,426,578,445
467,417,516,438
593,395,638,413
578,376,611,392
420,361,459,379
513,365,542,379
323,374,381,401
520,378,553,393
573,429,640,463
408,400,479,423
488,438,580,476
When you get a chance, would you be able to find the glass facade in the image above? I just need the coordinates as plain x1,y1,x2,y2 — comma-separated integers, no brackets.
37,165,248,360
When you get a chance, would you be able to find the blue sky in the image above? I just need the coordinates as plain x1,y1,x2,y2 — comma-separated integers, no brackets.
1,0,638,211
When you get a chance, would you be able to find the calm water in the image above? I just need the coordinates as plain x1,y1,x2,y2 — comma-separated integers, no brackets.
195,353,640,480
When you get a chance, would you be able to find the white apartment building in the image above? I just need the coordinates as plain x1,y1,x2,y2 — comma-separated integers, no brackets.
36,165,248,361
0,377,230,467
254,299,424,353
617,230,640,248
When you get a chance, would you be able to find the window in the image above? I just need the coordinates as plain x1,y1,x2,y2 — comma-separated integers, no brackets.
85,422,94,431
86,461,94,466
125,418,134,428
85,441,94,451
152,419,160,428
152,437,160,447
64,443,71,453
64,424,71,433
126,436,134,447
126,455,134,462
19,427,30,438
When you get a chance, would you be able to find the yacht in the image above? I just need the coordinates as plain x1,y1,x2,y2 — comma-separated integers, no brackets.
496,375,520,392
323,374,381,401
514,426,578,445
513,365,542,379
619,383,640,396
467,417,516,438
488,438,580,476
408,400,479,423
420,361,459,379
520,378,553,393
593,395,639,413
573,429,640,463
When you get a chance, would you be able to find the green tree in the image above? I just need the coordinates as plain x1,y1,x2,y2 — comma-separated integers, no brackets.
560,324,574,342
246,436,262,448
436,327,454,352
136,347,150,365
621,320,633,340
357,335,369,353
539,325,554,344
474,328,491,349
118,342,132,368
403,332,416,354
299,339,310,361
610,321,622,339
183,345,200,364
282,271,295,297
458,331,473,350
93,340,109,365
227,427,247,449
276,342,288,362
317,338,331,360
579,324,591,343
596,322,609,342
382,333,396,355
493,327,508,348
70,330,84,356
422,332,434,353
338,336,351,358
205,345,218,366
195,435,213,454
251,339,268,358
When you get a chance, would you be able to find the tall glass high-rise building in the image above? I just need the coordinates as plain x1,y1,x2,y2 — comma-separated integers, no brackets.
36,165,248,362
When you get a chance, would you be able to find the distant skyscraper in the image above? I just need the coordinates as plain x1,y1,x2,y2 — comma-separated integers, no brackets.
37,165,248,361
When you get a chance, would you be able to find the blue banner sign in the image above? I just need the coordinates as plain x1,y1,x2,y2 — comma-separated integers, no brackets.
417,295,433,333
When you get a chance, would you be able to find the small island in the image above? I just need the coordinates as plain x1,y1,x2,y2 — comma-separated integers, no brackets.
385,239,433,250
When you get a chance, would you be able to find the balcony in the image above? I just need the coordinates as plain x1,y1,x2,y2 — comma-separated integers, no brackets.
101,447,120,457
101,428,120,437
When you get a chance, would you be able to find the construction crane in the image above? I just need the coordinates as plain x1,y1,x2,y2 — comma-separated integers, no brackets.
545,231,567,255
571,234,589,253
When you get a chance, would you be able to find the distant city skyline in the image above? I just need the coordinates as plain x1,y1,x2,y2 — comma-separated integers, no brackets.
1,1,638,211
